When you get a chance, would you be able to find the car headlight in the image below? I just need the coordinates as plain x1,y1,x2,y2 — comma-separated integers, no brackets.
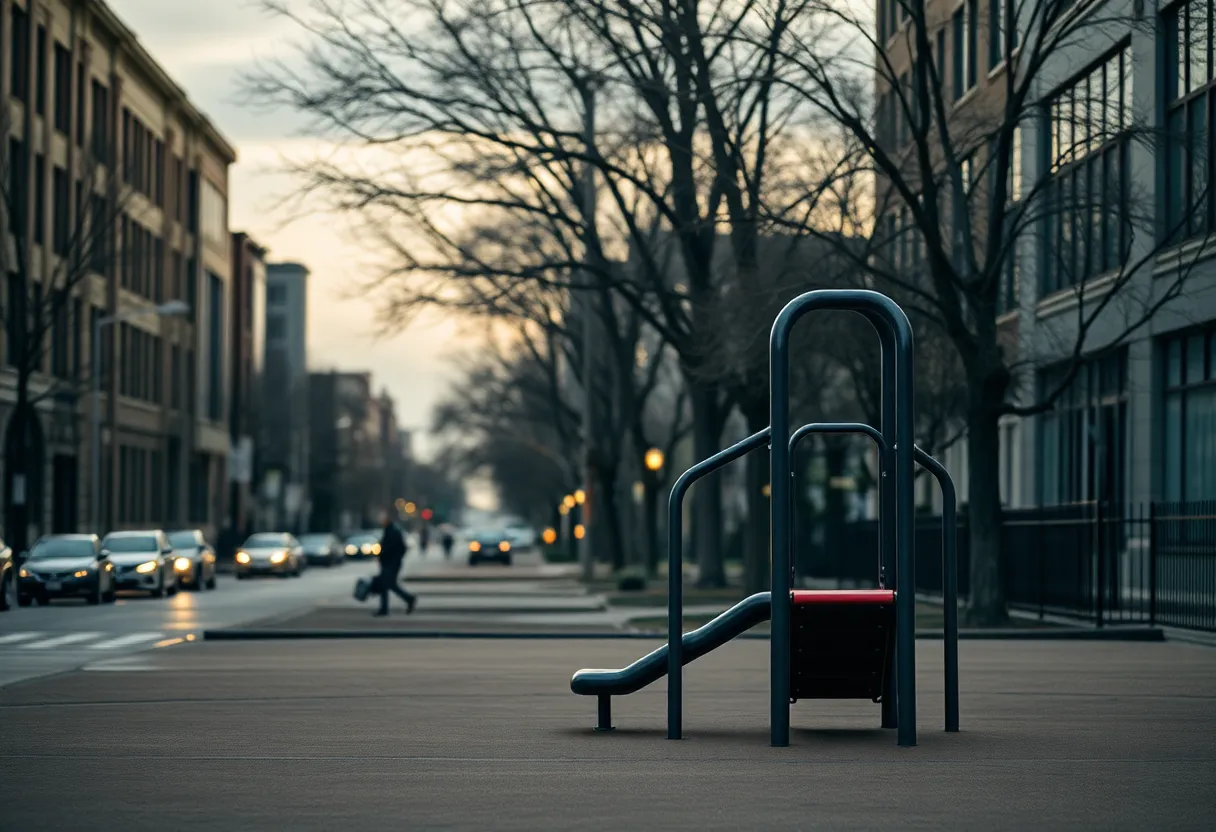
235,551,251,564
18,567,29,578
345,544,357,555
360,543,373,554
469,541,481,553
74,569,91,578
174,557,192,571
270,551,287,564
135,561,159,574
371,544,381,555
498,541,511,553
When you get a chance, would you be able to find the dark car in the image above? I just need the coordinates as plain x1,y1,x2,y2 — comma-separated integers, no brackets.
0,534,14,611
102,530,178,598
17,535,116,606
167,529,218,590
467,529,513,566
343,531,381,560
299,533,344,567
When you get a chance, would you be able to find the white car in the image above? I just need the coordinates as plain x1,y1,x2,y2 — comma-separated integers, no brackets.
234,533,305,578
102,530,179,598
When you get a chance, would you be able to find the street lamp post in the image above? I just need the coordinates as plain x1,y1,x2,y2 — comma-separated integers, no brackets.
91,300,190,530
642,448,664,576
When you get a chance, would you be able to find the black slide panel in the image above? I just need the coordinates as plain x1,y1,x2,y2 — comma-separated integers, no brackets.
571,592,772,697
790,602,895,701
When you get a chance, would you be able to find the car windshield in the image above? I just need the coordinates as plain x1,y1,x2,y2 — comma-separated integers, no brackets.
474,530,505,540
168,531,201,549
243,534,288,549
28,538,95,560
348,533,378,544
103,535,160,553
299,535,331,547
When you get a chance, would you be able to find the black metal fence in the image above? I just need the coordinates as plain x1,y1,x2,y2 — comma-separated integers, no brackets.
801,500,1216,631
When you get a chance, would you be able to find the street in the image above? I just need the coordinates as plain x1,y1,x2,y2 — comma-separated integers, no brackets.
0,542,489,689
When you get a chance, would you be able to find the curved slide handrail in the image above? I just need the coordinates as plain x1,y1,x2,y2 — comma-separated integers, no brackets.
573,592,772,697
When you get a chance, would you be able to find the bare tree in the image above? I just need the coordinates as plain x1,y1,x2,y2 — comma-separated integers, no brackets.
757,0,1214,622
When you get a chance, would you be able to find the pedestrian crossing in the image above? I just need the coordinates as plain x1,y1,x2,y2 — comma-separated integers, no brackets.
0,631,165,651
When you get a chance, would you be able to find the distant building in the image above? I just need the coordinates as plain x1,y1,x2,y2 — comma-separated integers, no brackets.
227,232,266,546
260,262,309,531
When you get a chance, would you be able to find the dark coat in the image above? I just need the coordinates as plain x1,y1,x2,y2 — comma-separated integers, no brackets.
378,523,407,572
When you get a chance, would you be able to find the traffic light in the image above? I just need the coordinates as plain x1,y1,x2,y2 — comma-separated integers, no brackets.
421,508,434,521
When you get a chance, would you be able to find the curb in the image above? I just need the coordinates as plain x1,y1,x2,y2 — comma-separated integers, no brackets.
204,626,1166,642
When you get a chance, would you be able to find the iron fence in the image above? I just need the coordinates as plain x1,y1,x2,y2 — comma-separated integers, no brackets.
802,500,1216,631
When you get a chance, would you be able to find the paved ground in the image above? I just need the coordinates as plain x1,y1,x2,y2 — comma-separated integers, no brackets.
0,637,1212,830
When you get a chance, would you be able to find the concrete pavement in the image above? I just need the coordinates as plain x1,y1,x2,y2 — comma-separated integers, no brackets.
0,637,1213,830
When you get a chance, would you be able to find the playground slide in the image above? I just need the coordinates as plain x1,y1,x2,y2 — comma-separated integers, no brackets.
570,592,772,697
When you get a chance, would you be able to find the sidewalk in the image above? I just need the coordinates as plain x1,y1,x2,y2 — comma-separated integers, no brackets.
0,637,1212,830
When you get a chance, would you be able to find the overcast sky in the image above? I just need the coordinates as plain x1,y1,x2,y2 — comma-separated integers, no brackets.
107,0,458,460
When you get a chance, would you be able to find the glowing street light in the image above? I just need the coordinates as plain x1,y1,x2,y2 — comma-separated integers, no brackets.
404,501,417,515
559,503,570,516
542,528,558,545
644,448,665,471
563,494,576,509
573,524,586,540
574,489,586,505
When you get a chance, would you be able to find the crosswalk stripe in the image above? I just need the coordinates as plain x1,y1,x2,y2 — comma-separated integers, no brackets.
88,632,164,651
20,632,103,650
0,632,45,645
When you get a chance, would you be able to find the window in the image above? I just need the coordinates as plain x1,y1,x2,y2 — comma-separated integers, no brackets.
186,256,197,320
1038,350,1128,505
989,0,1019,70
11,4,28,101
91,80,109,161
91,195,109,274
52,166,69,255
33,154,45,244
153,237,164,302
1163,0,1214,241
266,314,286,340
1162,326,1216,501
208,271,224,421
6,274,20,365
187,170,200,233
75,61,85,147
35,24,46,116
171,345,182,409
1043,46,1132,294
53,42,71,132
73,298,83,377
953,0,978,99
267,284,287,305
52,295,68,378
966,0,978,89
122,109,131,183
997,127,1023,313
9,139,26,234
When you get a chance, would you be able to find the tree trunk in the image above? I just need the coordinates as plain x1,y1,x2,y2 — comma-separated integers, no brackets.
965,402,1008,625
643,471,660,577
742,402,770,594
596,462,627,572
690,380,726,587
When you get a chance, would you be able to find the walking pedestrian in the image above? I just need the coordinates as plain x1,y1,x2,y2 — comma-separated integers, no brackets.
441,528,454,560
373,511,416,617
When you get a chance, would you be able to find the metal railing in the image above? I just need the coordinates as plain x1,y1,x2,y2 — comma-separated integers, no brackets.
809,500,1216,632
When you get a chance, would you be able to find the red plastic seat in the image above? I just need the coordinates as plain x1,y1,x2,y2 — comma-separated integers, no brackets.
791,589,895,605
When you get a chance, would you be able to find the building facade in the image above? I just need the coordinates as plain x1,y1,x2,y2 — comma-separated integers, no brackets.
876,0,1216,513
260,261,308,531
1,0,235,548
226,231,265,548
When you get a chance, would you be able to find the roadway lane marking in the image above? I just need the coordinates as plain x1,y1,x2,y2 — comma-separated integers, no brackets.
88,632,165,651
20,632,103,650
0,632,45,645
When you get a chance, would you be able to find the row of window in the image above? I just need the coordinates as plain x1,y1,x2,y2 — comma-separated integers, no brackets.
1037,323,1216,505
115,446,165,526
117,324,164,405
121,108,166,206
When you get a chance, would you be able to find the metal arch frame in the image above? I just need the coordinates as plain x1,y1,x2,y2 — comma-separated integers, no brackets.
666,427,771,740
788,423,960,733
771,290,916,748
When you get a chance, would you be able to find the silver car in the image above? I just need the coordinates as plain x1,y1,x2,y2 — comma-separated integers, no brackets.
16,535,116,606
167,529,218,590
102,530,179,598
234,533,305,579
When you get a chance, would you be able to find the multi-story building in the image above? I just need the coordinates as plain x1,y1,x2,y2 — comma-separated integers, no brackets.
226,231,265,548
0,0,235,547
260,261,309,530
875,0,1216,512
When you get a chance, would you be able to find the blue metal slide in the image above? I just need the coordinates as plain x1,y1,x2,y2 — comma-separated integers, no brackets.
570,592,772,697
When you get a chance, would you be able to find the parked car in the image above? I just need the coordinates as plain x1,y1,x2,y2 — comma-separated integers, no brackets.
467,529,513,566
102,531,178,597
343,531,382,559
167,529,218,590
299,533,344,567
234,533,305,578
17,535,116,606
0,534,12,611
